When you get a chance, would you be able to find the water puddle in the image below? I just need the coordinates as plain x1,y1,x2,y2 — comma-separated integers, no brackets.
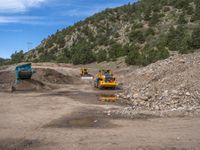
45,110,116,129
60,117,103,128
98,94,117,102
40,91,123,105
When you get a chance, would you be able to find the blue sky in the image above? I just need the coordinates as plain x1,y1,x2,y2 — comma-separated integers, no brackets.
0,0,135,58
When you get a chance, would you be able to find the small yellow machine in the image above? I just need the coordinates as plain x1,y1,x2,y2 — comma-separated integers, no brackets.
80,68,93,80
94,69,118,89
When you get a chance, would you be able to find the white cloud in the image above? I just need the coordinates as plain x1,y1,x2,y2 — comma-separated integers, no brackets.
0,16,43,24
61,2,128,17
0,15,71,25
0,0,46,13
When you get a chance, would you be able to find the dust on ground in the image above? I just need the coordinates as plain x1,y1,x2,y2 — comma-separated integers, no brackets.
0,139,42,150
0,55,200,149
0,65,79,92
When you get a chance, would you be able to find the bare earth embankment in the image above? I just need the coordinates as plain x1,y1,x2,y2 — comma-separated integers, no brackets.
0,52,200,150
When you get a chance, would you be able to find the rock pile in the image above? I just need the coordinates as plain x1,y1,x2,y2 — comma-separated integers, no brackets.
118,52,200,111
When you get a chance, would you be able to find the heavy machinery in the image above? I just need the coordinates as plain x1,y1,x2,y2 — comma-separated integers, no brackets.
15,63,35,83
11,63,35,92
80,68,93,80
94,69,118,89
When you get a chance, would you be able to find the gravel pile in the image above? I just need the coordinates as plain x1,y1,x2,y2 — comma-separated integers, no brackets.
118,52,200,111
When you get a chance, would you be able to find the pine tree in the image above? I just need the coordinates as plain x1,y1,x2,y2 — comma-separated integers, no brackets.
191,25,200,49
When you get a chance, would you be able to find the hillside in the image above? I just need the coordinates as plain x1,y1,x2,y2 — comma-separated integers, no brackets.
25,0,200,65
0,58,4,61
0,58,6,66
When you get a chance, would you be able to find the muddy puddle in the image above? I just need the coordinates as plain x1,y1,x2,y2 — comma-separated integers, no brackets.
39,90,124,105
44,109,118,129
99,94,117,102
44,108,160,129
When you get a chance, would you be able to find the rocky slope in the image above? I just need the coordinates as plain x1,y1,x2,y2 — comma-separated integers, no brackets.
24,0,200,65
118,51,200,111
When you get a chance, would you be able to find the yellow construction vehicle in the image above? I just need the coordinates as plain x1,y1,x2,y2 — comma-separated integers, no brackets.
80,68,93,80
80,68,89,76
94,69,118,89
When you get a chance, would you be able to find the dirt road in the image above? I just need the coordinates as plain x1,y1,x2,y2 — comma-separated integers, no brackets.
0,81,200,150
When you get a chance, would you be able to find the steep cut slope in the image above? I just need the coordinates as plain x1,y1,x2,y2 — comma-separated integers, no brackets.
25,0,200,65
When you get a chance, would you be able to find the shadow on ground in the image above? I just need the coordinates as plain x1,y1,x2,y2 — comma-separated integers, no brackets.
0,138,42,150
44,108,159,129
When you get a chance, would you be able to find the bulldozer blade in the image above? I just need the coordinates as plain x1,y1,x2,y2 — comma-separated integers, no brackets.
81,76,94,80
99,95,117,102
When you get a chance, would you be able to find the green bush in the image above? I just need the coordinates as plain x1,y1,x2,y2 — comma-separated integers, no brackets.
192,0,200,21
166,25,188,51
126,49,144,65
178,12,187,24
11,50,24,63
39,52,56,62
145,28,155,37
96,50,107,63
125,45,144,65
191,25,200,49
129,30,145,44
108,43,126,61
72,49,96,65
149,12,160,26
56,48,71,63
125,43,169,66
142,45,169,65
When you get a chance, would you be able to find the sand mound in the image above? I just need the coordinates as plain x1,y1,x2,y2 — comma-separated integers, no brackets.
0,68,75,92
12,79,49,91
0,71,15,92
33,68,74,84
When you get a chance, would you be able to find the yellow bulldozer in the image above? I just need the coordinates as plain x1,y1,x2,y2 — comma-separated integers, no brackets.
80,68,93,80
94,69,118,89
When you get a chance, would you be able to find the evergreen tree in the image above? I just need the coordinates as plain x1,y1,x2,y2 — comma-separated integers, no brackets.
191,25,200,49
178,12,187,24
193,0,200,20
11,50,24,63
96,50,107,63
167,25,188,51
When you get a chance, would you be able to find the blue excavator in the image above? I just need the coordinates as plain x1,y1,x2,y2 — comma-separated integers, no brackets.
12,63,35,91
15,63,34,82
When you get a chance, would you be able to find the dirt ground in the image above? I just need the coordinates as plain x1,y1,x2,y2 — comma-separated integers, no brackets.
0,64,200,150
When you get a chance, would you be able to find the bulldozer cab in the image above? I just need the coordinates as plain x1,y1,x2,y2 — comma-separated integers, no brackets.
80,68,93,80
98,69,113,77
95,69,117,89
80,68,88,76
